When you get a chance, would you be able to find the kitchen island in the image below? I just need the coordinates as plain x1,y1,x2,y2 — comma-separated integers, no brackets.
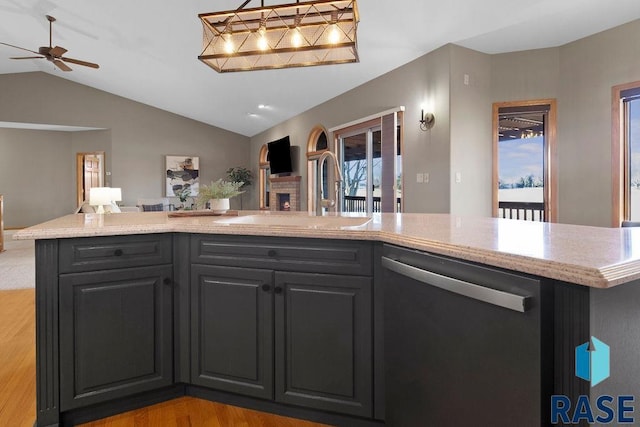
15,211,640,426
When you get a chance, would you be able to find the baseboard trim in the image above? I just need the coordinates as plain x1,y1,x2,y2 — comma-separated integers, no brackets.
60,385,185,426
187,385,383,427
55,384,383,427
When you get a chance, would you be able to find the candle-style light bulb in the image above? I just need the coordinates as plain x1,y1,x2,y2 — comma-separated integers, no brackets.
257,24,268,51
292,27,303,48
328,23,340,44
223,34,234,54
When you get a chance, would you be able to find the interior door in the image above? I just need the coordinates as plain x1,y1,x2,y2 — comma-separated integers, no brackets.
76,152,105,206
84,155,100,201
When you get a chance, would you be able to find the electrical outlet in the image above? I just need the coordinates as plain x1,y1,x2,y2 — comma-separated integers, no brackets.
464,74,470,85
417,173,424,183
424,172,429,183
455,172,462,183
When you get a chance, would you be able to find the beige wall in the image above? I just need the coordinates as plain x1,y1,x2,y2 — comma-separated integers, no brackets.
0,129,76,227
251,19,640,226
250,45,454,213
450,45,492,217
0,72,250,227
557,19,640,226
490,47,560,103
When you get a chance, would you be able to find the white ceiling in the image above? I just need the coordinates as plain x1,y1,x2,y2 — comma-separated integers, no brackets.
1,0,640,137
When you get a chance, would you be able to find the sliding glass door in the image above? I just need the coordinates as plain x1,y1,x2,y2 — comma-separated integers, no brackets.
339,127,382,214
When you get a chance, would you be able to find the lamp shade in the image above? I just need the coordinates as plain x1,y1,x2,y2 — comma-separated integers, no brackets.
109,188,122,202
89,187,113,207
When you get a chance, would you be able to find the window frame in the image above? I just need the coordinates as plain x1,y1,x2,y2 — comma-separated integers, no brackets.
612,81,640,226
306,125,329,213
492,99,558,223
259,144,270,210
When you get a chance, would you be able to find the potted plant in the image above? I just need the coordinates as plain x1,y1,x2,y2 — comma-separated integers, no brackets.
196,179,244,214
227,167,253,210
177,185,193,210
226,167,253,188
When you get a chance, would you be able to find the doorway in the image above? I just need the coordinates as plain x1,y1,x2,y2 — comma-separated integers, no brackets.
492,100,557,222
76,152,105,207
331,109,403,214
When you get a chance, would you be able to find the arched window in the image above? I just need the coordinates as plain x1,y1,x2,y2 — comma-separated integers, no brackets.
306,125,329,212
259,144,270,209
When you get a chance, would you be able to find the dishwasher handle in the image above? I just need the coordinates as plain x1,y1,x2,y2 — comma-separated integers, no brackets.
381,256,531,313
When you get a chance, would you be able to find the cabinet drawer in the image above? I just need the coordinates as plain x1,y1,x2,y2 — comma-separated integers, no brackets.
191,234,372,276
59,234,172,273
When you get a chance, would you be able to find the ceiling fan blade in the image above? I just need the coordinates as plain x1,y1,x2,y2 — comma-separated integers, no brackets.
61,56,99,69
0,41,40,55
10,56,45,59
49,45,67,57
53,59,72,71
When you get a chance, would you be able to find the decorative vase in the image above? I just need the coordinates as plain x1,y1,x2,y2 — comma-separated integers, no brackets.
209,198,230,214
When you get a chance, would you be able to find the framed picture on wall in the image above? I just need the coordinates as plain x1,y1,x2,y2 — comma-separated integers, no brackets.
166,155,200,197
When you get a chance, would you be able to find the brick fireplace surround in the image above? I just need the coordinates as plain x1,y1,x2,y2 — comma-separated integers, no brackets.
269,175,301,211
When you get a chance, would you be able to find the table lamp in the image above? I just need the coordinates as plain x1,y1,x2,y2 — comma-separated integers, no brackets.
89,187,116,214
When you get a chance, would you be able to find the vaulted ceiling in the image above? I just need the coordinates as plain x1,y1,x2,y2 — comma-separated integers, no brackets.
1,0,639,137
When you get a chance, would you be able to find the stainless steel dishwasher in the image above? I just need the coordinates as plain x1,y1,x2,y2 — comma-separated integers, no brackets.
381,244,552,427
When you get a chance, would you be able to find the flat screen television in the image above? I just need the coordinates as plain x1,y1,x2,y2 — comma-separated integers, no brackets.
267,136,293,175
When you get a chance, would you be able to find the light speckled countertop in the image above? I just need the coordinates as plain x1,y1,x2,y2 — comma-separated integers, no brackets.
13,210,640,289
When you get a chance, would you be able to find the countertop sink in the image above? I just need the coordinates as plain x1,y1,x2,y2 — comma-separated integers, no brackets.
215,214,372,228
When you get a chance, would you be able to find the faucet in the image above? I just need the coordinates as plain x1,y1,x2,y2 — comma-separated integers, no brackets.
316,151,344,215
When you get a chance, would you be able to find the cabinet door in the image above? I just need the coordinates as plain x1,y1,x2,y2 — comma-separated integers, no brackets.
59,265,173,410
191,265,274,400
274,272,372,418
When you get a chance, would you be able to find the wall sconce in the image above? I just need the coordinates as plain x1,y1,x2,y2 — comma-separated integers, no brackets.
419,109,435,131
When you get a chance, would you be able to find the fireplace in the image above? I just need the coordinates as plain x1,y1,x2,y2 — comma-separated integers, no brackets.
277,194,291,211
269,175,301,211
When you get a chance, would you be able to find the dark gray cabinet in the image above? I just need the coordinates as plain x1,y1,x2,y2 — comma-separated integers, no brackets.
59,265,174,410
190,235,374,418
57,234,174,412
382,244,552,427
190,264,274,400
274,271,372,417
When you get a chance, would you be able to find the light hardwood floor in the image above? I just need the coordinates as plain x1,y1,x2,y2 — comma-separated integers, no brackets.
0,289,329,427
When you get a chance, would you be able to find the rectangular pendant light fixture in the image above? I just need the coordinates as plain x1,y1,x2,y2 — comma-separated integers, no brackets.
198,0,359,73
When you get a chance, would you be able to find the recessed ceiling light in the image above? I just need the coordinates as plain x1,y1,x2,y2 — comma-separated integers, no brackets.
258,104,267,109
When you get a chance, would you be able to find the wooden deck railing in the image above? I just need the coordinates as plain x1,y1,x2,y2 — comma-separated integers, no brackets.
498,201,545,222
343,195,402,213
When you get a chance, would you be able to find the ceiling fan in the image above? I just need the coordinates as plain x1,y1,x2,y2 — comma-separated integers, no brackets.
0,15,99,71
